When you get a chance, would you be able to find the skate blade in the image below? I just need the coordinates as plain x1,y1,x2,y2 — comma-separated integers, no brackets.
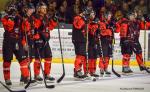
6,85,12,88
36,81,43,84
85,76,92,80
74,77,85,81
121,73,133,76
20,81,38,87
46,80,55,83
100,74,104,77
19,82,25,86
104,74,111,77
94,77,99,80
28,82,38,87
140,71,147,74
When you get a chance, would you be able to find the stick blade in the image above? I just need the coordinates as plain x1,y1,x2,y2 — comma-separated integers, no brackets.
24,82,30,89
57,73,65,83
46,85,55,89
112,69,121,77
12,90,26,92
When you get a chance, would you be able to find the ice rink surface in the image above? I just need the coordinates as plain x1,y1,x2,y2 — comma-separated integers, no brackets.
0,62,150,92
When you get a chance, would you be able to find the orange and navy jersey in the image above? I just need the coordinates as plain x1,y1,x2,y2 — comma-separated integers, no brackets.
1,15,15,32
72,15,86,43
1,15,22,39
88,22,99,36
21,16,35,45
116,18,142,39
21,17,33,33
146,21,150,30
140,21,145,30
128,20,141,39
115,18,129,37
32,14,57,41
33,15,57,32
73,15,85,30
88,22,99,45
98,21,112,37
136,19,150,30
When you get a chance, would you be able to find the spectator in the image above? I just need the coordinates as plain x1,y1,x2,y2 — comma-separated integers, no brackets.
73,0,83,9
86,0,93,9
121,2,130,17
115,10,123,21
69,0,84,23
105,0,117,15
93,0,104,17
73,5,80,16
98,6,107,21
127,0,136,10
134,0,147,15
57,5,67,23
48,0,57,18
93,0,104,9
62,0,67,9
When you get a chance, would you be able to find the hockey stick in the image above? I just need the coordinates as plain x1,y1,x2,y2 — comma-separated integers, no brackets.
0,81,26,92
85,22,89,76
84,21,96,81
23,18,36,89
36,48,55,88
56,20,65,83
143,21,146,65
97,33,105,68
111,28,121,77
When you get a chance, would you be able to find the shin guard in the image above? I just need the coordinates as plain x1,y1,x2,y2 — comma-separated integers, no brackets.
34,59,40,76
99,57,104,70
136,53,144,66
74,55,85,71
122,54,130,67
3,61,11,80
19,59,29,78
44,58,52,76
104,57,110,70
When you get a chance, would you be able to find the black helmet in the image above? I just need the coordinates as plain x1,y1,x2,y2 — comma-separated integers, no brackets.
27,3,35,9
6,4,17,15
127,11,135,17
82,7,93,15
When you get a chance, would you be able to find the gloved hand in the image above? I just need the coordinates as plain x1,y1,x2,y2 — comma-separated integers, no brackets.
23,43,29,51
33,34,40,40
41,32,50,41
15,43,19,50
21,38,29,51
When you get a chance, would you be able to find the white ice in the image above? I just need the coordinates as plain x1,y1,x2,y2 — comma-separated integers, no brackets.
0,62,150,92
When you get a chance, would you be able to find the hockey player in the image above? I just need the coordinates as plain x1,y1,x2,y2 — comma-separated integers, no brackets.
98,11,113,76
116,11,150,73
72,9,88,79
33,2,57,83
116,15,133,73
21,3,36,84
87,11,99,78
1,4,30,86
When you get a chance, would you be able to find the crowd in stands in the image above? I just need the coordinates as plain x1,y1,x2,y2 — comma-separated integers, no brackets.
0,0,150,24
